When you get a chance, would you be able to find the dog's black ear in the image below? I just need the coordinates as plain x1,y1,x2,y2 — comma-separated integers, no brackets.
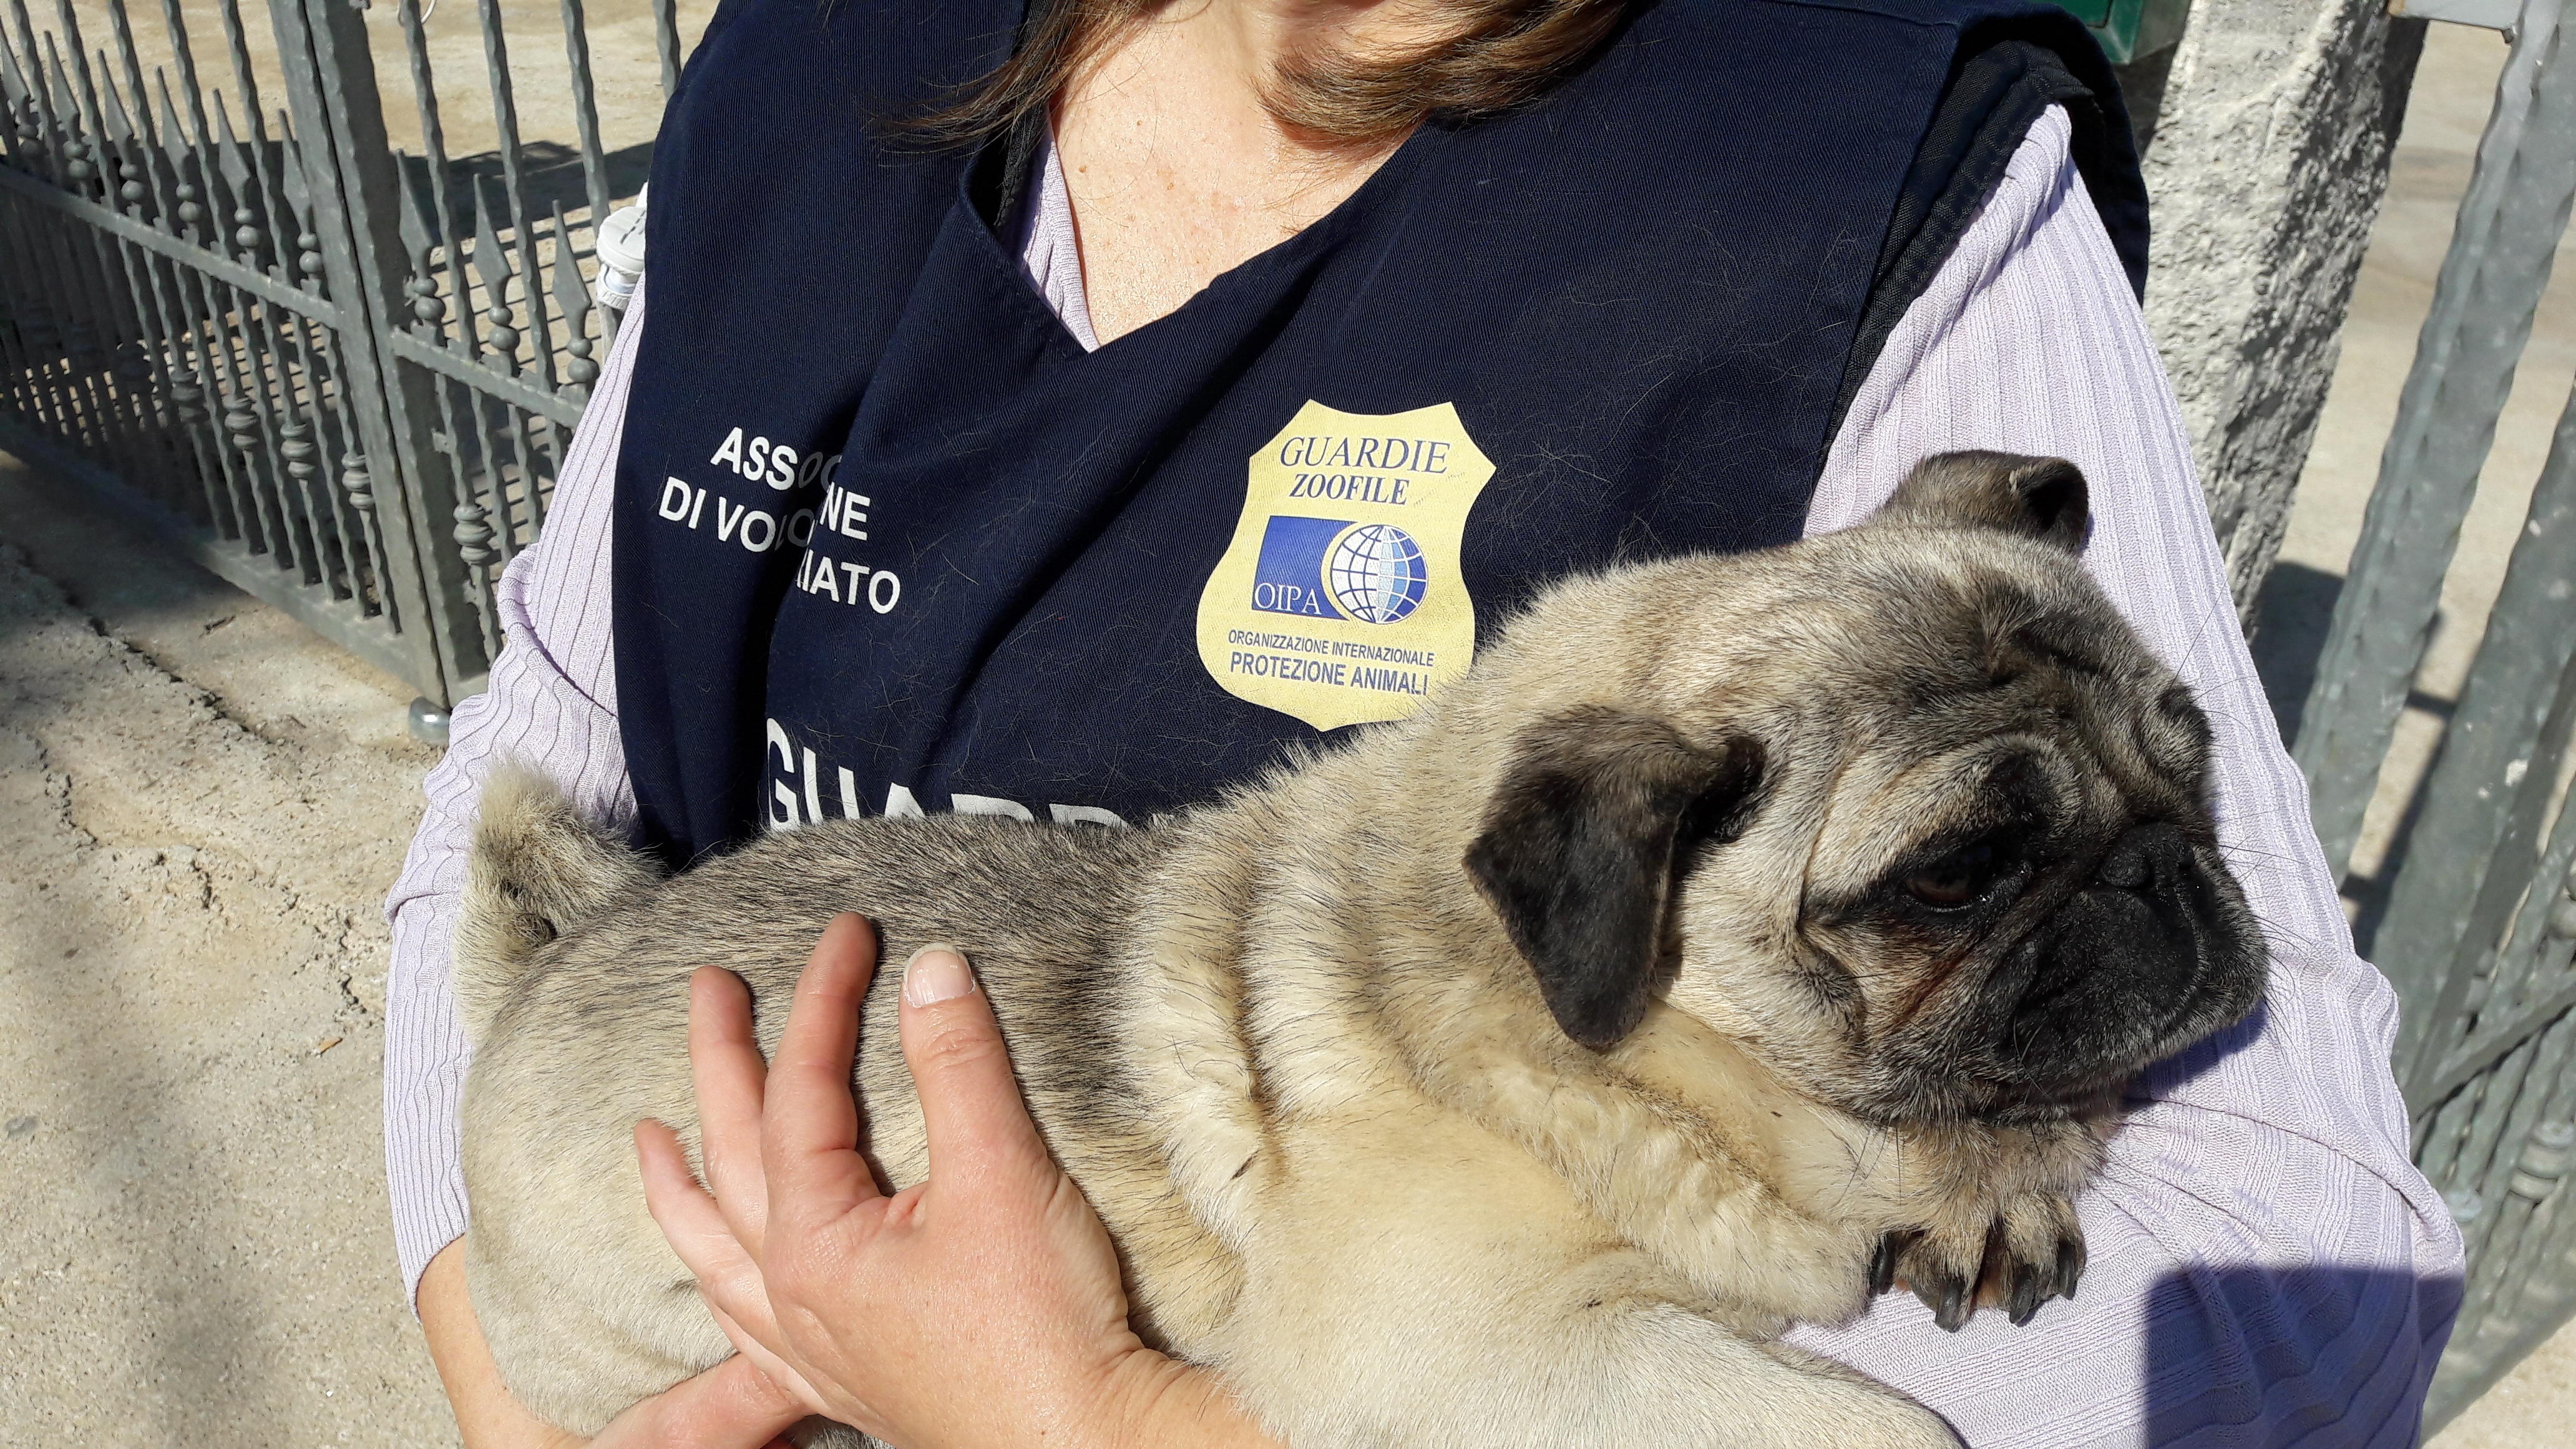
1465,708,1767,1051
1876,451,2089,554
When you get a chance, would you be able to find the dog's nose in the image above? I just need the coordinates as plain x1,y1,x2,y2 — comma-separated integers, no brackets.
2095,822,2193,892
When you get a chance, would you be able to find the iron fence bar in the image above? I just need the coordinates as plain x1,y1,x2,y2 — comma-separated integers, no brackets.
548,197,595,397
215,85,301,561
272,105,359,593
160,66,278,556
2427,984,2576,1108
236,295,316,579
213,90,317,582
94,92,206,527
2489,1116,2574,1331
26,128,121,466
2422,1025,2531,1205
154,0,207,160
269,0,476,700
650,0,678,96
2383,375,2576,1089
437,374,500,657
97,0,206,520
315,321,393,623
127,77,242,542
2422,784,2576,1116
0,179,75,434
268,257,347,592
105,28,236,538
470,0,559,402
0,142,36,415
9,26,118,454
42,1,155,487
132,262,235,535
2432,1110,2575,1425
2432,939,2576,1410
2295,0,2576,879
48,0,102,142
2424,1019,2576,1428
462,182,525,570
384,0,481,631
2414,769,2576,1122
40,57,137,474
553,0,608,238
0,213,42,431
0,196,71,435
390,0,502,629
12,100,109,456
465,175,556,552
280,99,386,606
7,0,64,188
213,0,265,149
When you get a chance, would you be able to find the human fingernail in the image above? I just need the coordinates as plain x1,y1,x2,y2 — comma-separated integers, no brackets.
902,945,975,1007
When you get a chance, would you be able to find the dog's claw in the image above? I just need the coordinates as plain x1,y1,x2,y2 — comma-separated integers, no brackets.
1885,1206,2079,1331
1869,1231,1905,1296
1912,1269,1971,1332
2006,1261,2045,1327
1989,1215,2087,1327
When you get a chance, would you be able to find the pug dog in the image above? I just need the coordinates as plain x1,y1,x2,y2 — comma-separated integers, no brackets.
453,451,2268,1449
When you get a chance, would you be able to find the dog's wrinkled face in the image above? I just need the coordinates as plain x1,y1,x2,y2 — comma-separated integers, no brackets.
1467,452,2268,1127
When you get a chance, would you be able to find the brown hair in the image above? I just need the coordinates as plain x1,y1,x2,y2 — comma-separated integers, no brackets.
913,0,1634,149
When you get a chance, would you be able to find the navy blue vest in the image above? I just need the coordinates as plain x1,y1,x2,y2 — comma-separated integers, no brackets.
612,0,2144,866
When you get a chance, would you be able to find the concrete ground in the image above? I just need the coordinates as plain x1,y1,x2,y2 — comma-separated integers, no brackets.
2,12,2574,1449
0,456,456,1443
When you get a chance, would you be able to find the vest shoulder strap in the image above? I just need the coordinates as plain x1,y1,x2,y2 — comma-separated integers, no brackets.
1829,22,2149,442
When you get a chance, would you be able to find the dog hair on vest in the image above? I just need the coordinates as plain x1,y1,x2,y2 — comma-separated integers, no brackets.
454,451,2266,1449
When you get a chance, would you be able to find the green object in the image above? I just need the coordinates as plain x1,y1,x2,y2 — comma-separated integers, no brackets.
2050,0,2189,64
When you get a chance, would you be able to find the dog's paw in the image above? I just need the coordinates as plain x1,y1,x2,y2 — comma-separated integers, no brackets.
1871,1189,2084,1331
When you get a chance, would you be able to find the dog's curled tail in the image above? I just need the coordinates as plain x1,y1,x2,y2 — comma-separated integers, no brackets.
454,764,664,1044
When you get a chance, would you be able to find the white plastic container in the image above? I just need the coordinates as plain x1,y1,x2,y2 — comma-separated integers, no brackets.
595,183,648,314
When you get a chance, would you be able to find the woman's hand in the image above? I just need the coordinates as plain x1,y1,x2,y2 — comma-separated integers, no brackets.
414,1238,805,1449
636,914,1276,1449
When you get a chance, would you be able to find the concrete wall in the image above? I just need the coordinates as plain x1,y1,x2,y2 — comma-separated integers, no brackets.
2130,0,2429,614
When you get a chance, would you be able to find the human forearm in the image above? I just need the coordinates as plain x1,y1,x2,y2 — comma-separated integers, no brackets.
383,286,644,1304
419,1242,585,1449
422,1238,809,1449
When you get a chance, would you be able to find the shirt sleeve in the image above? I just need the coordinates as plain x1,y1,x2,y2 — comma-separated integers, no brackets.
381,286,646,1308
1786,106,2464,1447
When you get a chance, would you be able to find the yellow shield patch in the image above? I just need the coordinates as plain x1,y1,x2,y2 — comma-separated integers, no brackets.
1196,400,1496,731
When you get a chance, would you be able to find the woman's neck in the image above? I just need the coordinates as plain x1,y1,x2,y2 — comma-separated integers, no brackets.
1051,1,1432,343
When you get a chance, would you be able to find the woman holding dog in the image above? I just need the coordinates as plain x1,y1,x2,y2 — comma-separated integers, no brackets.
386,0,2460,1444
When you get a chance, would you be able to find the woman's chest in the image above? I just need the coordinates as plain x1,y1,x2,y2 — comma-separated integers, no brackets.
1049,101,1398,343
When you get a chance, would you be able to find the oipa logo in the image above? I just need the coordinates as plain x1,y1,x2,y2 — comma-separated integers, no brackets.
1251,517,1428,625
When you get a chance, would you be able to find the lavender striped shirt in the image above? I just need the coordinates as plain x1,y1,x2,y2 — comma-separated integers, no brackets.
384,107,2461,1444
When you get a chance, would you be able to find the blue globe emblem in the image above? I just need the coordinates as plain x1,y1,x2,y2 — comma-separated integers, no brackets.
1326,523,1428,625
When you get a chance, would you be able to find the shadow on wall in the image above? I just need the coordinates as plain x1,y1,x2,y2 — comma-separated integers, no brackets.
2142,1267,2460,1443
2246,562,2458,952
2249,561,2343,747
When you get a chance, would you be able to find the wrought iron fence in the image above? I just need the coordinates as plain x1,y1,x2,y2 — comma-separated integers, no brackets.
0,0,694,703
2295,0,2576,1426
9,0,2576,1432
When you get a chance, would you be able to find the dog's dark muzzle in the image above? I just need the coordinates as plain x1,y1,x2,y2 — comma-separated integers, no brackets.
1977,822,2268,1103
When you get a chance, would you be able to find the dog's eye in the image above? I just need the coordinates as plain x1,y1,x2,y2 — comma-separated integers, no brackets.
1906,841,1999,909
